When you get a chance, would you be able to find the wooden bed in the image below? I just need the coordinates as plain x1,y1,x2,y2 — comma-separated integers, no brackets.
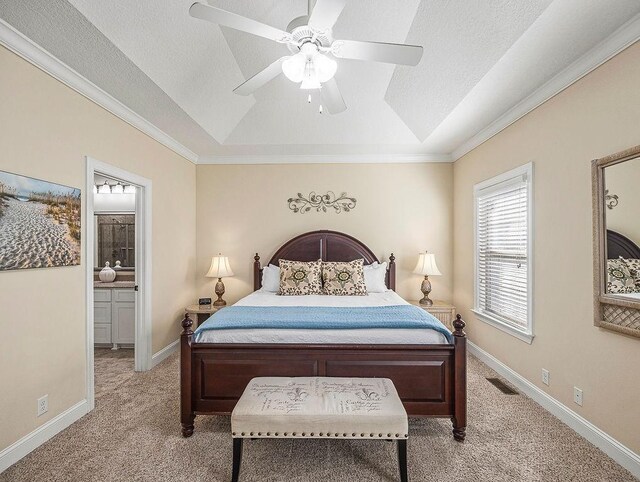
180,230,467,441
607,229,640,259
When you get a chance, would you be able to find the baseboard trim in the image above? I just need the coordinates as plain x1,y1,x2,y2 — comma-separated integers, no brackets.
468,342,640,479
151,339,179,368
0,399,88,474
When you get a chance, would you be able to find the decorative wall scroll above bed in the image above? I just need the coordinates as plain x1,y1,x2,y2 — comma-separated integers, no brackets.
288,191,356,214
592,144,640,338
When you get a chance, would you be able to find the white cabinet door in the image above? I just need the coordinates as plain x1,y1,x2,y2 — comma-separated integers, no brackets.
94,302,112,324
94,323,111,344
112,302,135,344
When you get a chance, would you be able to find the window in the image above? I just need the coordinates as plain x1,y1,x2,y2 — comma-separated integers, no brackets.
474,163,533,343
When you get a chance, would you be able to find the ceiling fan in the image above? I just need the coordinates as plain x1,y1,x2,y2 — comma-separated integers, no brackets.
189,0,424,114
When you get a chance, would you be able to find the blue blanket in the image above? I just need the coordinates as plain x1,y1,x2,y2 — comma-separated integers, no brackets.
194,305,453,343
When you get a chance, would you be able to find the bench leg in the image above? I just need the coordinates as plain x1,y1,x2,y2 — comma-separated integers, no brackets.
231,438,243,482
397,439,408,482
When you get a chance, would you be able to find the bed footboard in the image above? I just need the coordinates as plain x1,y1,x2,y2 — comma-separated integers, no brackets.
180,314,467,441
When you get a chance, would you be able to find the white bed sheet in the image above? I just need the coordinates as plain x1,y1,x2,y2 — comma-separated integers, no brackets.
195,290,449,344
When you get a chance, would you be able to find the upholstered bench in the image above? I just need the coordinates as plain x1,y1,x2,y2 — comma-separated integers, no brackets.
231,377,409,482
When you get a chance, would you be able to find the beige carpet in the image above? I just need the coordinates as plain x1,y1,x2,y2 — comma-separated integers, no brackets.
1,349,635,482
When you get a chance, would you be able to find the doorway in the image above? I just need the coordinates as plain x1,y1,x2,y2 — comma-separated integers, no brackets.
85,157,152,412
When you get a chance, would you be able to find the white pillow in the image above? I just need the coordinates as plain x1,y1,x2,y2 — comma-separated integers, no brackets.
261,264,281,292
363,262,388,292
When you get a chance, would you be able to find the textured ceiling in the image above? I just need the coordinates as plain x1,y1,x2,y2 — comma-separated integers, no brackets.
1,0,639,162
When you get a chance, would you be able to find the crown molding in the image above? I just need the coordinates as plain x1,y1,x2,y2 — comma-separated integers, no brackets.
0,19,198,164
452,13,640,161
198,153,453,165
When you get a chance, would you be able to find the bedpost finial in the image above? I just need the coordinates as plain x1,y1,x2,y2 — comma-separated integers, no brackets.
389,253,395,263
453,314,466,337
254,253,260,262
181,313,193,335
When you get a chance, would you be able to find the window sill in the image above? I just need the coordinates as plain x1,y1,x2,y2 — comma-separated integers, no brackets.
471,309,534,344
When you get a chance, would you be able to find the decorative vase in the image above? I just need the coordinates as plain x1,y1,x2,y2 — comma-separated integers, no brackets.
99,262,116,282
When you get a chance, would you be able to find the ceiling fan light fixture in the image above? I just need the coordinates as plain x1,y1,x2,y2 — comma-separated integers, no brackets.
282,52,307,82
313,53,337,82
300,77,322,90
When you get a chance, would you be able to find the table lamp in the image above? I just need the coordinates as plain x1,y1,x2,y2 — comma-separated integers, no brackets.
206,254,234,306
413,252,441,306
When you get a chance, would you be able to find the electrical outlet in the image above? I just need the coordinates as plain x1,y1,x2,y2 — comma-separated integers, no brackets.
541,369,549,386
574,387,583,406
37,395,48,417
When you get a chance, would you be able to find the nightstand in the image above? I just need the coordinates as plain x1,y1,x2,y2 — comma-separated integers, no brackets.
409,300,456,331
185,304,225,327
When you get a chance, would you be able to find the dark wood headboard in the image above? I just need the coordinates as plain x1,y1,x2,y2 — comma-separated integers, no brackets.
607,230,640,259
253,230,396,291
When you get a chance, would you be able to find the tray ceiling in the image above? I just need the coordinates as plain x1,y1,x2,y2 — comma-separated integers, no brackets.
1,0,639,163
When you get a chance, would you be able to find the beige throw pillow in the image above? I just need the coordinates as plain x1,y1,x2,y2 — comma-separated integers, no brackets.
322,259,368,296
278,259,323,295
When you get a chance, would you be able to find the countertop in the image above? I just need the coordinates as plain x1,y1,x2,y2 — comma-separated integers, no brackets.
94,281,136,289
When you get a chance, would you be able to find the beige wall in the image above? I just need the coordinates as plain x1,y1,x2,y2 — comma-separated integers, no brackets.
196,163,453,304
0,46,197,451
453,42,640,453
605,158,640,246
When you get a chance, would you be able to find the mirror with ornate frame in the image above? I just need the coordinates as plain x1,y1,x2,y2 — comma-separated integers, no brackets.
592,145,640,338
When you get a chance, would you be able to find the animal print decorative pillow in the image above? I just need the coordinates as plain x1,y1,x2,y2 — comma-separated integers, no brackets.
607,258,637,293
322,259,368,296
278,259,323,295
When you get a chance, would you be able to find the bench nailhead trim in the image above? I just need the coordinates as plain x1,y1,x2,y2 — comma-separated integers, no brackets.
241,432,245,436
395,434,399,437
275,433,279,436
292,432,296,436
258,432,261,436
232,432,236,436
284,433,288,436
319,432,323,436
387,433,391,437
267,432,271,436
250,432,254,436
370,433,374,437
310,433,314,436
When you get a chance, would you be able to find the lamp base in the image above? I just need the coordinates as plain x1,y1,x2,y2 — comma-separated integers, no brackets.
213,278,227,307
419,276,433,306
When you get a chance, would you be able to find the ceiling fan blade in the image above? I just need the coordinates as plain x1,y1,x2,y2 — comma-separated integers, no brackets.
321,78,346,114
189,2,291,43
233,57,289,96
308,0,347,31
332,40,423,66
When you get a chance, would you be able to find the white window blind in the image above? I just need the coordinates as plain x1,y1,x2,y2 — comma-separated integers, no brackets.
475,165,532,336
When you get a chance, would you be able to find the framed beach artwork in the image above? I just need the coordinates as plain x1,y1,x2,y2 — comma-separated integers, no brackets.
0,170,81,270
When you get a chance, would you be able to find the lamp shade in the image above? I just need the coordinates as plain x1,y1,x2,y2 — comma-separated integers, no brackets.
97,181,111,194
413,252,442,276
206,254,234,278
